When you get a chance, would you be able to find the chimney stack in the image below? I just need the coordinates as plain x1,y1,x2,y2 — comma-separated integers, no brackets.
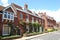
24,3,28,10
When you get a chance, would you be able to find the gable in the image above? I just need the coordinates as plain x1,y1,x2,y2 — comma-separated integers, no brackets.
5,7,14,13
3,5,17,15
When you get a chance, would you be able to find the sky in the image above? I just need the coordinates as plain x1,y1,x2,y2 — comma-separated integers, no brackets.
0,0,60,22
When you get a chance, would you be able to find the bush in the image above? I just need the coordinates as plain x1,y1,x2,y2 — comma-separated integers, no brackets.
2,35,20,39
47,29,53,32
27,32,41,36
0,36,2,39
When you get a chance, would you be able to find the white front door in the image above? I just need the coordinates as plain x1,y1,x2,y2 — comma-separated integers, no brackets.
2,24,11,36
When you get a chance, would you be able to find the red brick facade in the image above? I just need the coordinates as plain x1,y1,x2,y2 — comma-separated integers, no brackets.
0,3,56,36
38,12,56,30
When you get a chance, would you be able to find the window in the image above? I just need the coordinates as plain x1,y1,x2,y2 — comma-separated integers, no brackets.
11,13,14,20
4,12,7,18
8,13,10,19
36,18,38,23
26,15,29,22
26,15,28,19
3,11,14,20
32,17,34,23
20,13,23,19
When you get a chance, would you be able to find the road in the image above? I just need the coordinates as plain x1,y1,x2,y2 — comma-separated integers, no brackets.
26,30,60,40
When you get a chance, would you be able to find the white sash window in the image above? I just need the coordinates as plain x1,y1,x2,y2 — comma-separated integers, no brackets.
3,11,14,20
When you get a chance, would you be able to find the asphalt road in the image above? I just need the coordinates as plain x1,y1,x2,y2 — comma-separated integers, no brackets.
26,30,60,40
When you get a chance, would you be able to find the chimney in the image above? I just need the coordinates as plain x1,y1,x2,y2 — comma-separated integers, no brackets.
43,12,47,17
24,3,28,10
44,12,46,15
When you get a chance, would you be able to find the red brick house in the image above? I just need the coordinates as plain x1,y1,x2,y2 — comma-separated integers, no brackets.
0,3,45,36
38,12,56,30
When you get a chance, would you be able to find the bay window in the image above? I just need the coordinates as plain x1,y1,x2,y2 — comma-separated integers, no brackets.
4,12,7,18
11,13,14,20
8,13,10,19
3,11,14,20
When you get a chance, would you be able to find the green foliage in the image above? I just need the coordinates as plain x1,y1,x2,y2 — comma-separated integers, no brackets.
33,22,41,27
8,23,20,35
47,29,53,32
19,21,26,33
0,36,2,39
28,22,33,27
2,35,20,39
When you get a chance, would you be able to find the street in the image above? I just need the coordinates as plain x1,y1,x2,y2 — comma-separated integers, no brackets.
26,30,60,40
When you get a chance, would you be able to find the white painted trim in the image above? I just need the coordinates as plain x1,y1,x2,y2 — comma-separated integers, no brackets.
2,11,14,22
11,4,17,15
3,5,17,16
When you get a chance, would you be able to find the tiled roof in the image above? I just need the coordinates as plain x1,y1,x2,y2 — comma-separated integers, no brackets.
27,10,32,13
12,3,23,10
0,6,5,11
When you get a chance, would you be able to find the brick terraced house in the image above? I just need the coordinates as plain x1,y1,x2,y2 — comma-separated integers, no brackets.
38,12,56,30
0,3,45,36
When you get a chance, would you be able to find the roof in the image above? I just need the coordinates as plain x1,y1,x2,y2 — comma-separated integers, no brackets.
0,6,5,11
27,10,32,13
12,3,23,10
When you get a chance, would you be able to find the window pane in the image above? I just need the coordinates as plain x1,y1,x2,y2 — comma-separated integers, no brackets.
32,17,34,22
11,13,14,19
26,15,28,19
4,12,7,18
8,13,10,19
20,13,23,19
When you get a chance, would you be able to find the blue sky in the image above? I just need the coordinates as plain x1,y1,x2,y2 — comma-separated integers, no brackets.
0,0,60,22
0,0,60,10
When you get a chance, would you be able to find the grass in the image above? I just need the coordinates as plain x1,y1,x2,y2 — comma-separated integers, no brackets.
1,35,21,39
27,32,43,36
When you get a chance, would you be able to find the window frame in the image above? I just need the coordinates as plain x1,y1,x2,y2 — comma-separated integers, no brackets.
32,17,34,23
20,13,23,19
26,14,29,22
3,11,8,19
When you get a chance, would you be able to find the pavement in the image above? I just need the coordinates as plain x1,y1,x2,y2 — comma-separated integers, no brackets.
13,30,60,40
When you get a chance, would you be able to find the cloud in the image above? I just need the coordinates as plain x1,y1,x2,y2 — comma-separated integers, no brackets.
1,0,9,7
30,9,60,22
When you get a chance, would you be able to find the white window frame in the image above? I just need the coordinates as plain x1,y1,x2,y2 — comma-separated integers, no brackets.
10,13,14,20
26,15,29,22
3,11,8,19
36,18,38,23
2,11,14,21
32,17,34,23
8,13,10,20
